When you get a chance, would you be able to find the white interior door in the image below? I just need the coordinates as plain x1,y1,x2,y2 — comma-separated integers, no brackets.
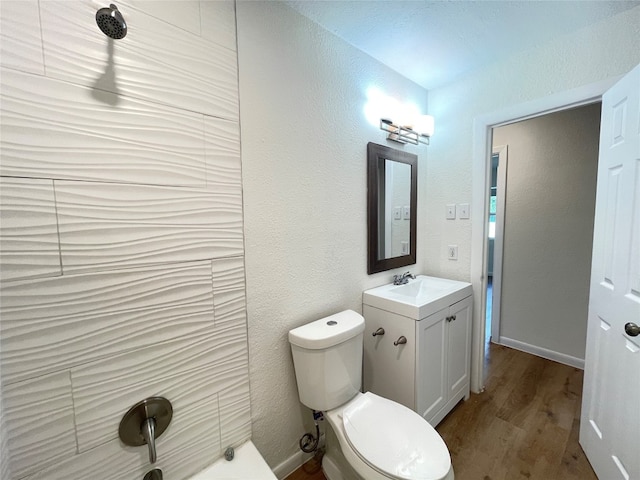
580,63,640,479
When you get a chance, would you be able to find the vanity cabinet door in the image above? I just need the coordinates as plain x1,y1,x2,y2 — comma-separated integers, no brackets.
446,296,473,401
363,305,416,410
416,307,447,425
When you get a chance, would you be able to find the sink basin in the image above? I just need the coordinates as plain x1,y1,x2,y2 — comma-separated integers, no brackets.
363,275,472,319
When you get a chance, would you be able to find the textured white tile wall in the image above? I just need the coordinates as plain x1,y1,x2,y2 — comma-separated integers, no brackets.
0,68,209,186
0,386,12,480
3,373,77,478
39,0,239,120
0,1,249,479
0,1,44,75
55,182,243,272
0,178,61,282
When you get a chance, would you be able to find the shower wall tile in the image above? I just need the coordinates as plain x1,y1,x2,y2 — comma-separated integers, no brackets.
219,377,252,449
0,68,208,187
39,0,239,120
204,116,242,192
21,438,148,480
0,386,12,480
0,1,45,74
22,389,226,480
72,345,247,452
0,178,61,282
56,182,243,272
0,261,215,384
212,257,247,326
3,372,76,478
119,0,203,38
200,0,238,51
0,0,248,478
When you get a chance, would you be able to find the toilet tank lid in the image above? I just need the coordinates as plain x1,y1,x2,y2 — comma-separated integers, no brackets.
288,310,365,350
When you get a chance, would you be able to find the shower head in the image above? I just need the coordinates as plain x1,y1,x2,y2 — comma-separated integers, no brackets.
96,4,127,40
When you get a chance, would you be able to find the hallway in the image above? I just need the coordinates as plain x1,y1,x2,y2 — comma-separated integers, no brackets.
286,344,596,480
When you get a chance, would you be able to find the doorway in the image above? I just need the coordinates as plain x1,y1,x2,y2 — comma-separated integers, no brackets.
469,79,618,393
483,104,601,369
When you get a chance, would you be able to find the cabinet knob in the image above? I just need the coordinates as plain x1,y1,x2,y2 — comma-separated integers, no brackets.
372,328,385,337
393,336,407,346
447,315,457,322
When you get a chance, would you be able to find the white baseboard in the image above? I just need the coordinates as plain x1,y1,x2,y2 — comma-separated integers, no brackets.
498,336,585,370
272,450,313,480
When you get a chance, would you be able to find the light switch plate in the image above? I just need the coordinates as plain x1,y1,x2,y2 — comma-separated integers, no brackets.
458,203,470,219
446,204,456,220
403,205,410,220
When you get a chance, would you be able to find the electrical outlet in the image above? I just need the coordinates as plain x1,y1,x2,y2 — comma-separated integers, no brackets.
448,245,458,260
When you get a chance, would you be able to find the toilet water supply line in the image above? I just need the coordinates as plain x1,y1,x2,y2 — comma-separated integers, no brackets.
299,411,324,453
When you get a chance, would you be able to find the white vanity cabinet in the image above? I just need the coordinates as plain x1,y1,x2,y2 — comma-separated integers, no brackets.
362,276,473,427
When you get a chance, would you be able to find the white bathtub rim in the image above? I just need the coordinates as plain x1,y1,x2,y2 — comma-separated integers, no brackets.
188,440,277,480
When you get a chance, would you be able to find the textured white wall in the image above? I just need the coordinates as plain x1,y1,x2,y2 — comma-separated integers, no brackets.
0,383,11,480
425,6,640,282
0,1,249,479
236,1,428,471
493,104,601,361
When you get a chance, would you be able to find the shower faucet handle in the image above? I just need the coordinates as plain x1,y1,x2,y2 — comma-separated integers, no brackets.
119,397,172,464
141,417,157,464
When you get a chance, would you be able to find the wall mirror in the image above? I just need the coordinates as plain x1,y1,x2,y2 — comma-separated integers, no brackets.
367,142,417,274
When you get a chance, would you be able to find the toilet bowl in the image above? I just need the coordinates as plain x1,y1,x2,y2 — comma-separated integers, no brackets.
325,392,454,480
289,310,454,480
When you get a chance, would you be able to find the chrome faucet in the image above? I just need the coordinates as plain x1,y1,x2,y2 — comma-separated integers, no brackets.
392,271,415,285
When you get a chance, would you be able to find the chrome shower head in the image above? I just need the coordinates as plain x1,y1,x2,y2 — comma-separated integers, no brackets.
96,4,127,40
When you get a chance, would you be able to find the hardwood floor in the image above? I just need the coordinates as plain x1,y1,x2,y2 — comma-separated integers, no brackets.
284,344,596,480
437,344,596,480
284,455,325,480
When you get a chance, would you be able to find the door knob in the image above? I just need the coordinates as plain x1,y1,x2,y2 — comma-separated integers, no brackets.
625,322,640,337
372,328,385,337
394,336,407,346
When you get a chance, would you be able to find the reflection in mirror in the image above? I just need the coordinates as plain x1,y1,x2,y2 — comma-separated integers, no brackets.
367,143,417,274
383,160,411,258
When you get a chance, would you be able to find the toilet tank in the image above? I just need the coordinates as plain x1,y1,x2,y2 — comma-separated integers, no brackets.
288,310,365,412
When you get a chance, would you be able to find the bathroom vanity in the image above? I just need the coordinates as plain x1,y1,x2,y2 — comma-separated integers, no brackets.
362,276,473,427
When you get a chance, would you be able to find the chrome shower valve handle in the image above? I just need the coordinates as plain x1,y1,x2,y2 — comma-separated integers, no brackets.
141,417,157,464
119,397,173,464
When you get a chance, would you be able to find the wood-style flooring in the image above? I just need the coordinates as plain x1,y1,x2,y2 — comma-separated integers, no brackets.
284,343,596,480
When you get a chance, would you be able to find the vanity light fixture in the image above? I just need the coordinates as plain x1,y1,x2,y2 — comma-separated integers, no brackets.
380,114,434,145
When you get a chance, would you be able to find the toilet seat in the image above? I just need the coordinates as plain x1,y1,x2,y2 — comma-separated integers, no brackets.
341,392,451,480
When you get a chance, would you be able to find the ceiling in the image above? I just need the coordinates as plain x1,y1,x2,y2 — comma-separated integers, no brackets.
284,1,639,90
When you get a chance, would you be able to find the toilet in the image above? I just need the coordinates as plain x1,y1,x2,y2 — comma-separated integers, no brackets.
289,310,454,480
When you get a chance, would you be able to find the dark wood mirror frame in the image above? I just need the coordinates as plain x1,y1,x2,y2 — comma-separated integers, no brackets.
367,142,418,274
